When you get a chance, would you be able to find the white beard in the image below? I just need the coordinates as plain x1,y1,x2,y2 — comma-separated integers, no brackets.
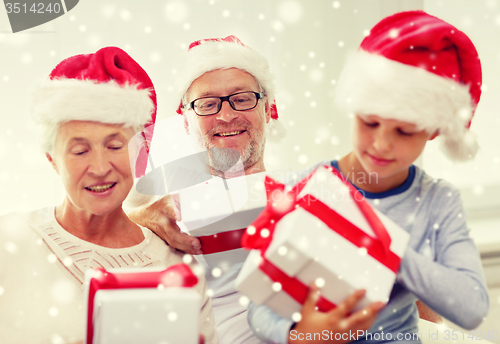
188,114,266,175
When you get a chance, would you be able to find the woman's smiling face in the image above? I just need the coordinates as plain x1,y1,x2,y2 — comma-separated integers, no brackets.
48,121,136,216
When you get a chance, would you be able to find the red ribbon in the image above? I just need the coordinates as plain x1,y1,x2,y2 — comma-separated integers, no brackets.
85,263,198,344
198,228,247,254
259,256,337,312
241,165,398,312
298,195,400,273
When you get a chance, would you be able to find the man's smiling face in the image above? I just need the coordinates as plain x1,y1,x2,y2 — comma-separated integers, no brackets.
183,68,270,173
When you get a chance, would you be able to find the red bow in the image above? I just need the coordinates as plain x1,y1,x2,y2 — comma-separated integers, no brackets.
85,263,198,344
241,174,311,251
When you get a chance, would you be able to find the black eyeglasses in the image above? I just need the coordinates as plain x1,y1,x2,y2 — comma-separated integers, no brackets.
186,91,265,116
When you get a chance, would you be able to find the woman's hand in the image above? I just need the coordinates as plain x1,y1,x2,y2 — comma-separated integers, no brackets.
289,286,385,343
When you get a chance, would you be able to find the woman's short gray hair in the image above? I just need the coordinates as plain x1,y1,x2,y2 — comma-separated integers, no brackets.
40,121,144,155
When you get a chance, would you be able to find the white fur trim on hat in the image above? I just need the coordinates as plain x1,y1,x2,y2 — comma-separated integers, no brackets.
176,40,276,109
334,50,478,161
266,117,287,143
32,78,154,128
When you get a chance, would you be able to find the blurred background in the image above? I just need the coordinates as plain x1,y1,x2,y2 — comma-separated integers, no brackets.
1,0,499,340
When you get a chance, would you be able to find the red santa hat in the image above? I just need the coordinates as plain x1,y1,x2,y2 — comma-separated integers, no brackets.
32,46,156,177
335,10,482,161
175,35,285,140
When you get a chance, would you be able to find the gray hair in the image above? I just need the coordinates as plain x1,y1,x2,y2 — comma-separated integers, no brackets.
40,121,144,155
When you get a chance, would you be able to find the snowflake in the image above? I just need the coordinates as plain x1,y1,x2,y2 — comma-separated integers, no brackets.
298,154,308,164
277,1,303,24
292,312,302,322
239,296,250,306
272,282,282,292
182,254,193,264
315,277,325,288
48,307,59,317
211,268,222,278
119,9,132,21
168,311,178,321
164,1,188,23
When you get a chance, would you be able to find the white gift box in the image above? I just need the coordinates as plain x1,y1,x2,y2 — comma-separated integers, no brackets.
92,288,200,344
178,170,290,272
236,165,410,319
84,267,200,344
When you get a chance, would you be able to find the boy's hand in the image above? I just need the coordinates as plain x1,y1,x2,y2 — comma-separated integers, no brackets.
416,300,443,324
290,286,385,343
128,195,202,254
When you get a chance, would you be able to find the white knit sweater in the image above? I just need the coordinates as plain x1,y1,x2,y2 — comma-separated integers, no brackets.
0,207,216,344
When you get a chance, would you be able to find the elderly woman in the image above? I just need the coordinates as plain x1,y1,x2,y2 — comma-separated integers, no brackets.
0,47,216,344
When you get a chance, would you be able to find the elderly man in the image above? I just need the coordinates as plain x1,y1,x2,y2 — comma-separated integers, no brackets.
131,36,282,344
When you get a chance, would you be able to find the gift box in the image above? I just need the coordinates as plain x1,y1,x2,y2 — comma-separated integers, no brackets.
235,165,410,319
178,170,290,272
84,264,200,344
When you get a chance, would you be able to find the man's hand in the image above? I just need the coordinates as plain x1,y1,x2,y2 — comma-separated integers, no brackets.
290,286,384,343
128,195,202,254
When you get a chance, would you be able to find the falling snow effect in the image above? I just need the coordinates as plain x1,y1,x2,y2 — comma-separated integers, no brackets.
277,1,303,24
164,1,188,23
315,277,325,288
292,312,302,322
0,1,499,340
211,267,222,278
239,296,250,306
182,254,193,264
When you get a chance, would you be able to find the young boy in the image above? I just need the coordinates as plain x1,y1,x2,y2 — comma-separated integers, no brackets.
247,10,489,343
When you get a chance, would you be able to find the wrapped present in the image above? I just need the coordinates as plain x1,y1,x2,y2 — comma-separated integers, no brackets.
178,170,290,272
235,165,410,319
84,264,200,344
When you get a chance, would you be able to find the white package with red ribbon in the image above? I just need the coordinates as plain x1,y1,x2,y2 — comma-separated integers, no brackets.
178,170,290,272
236,165,410,319
84,264,200,344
